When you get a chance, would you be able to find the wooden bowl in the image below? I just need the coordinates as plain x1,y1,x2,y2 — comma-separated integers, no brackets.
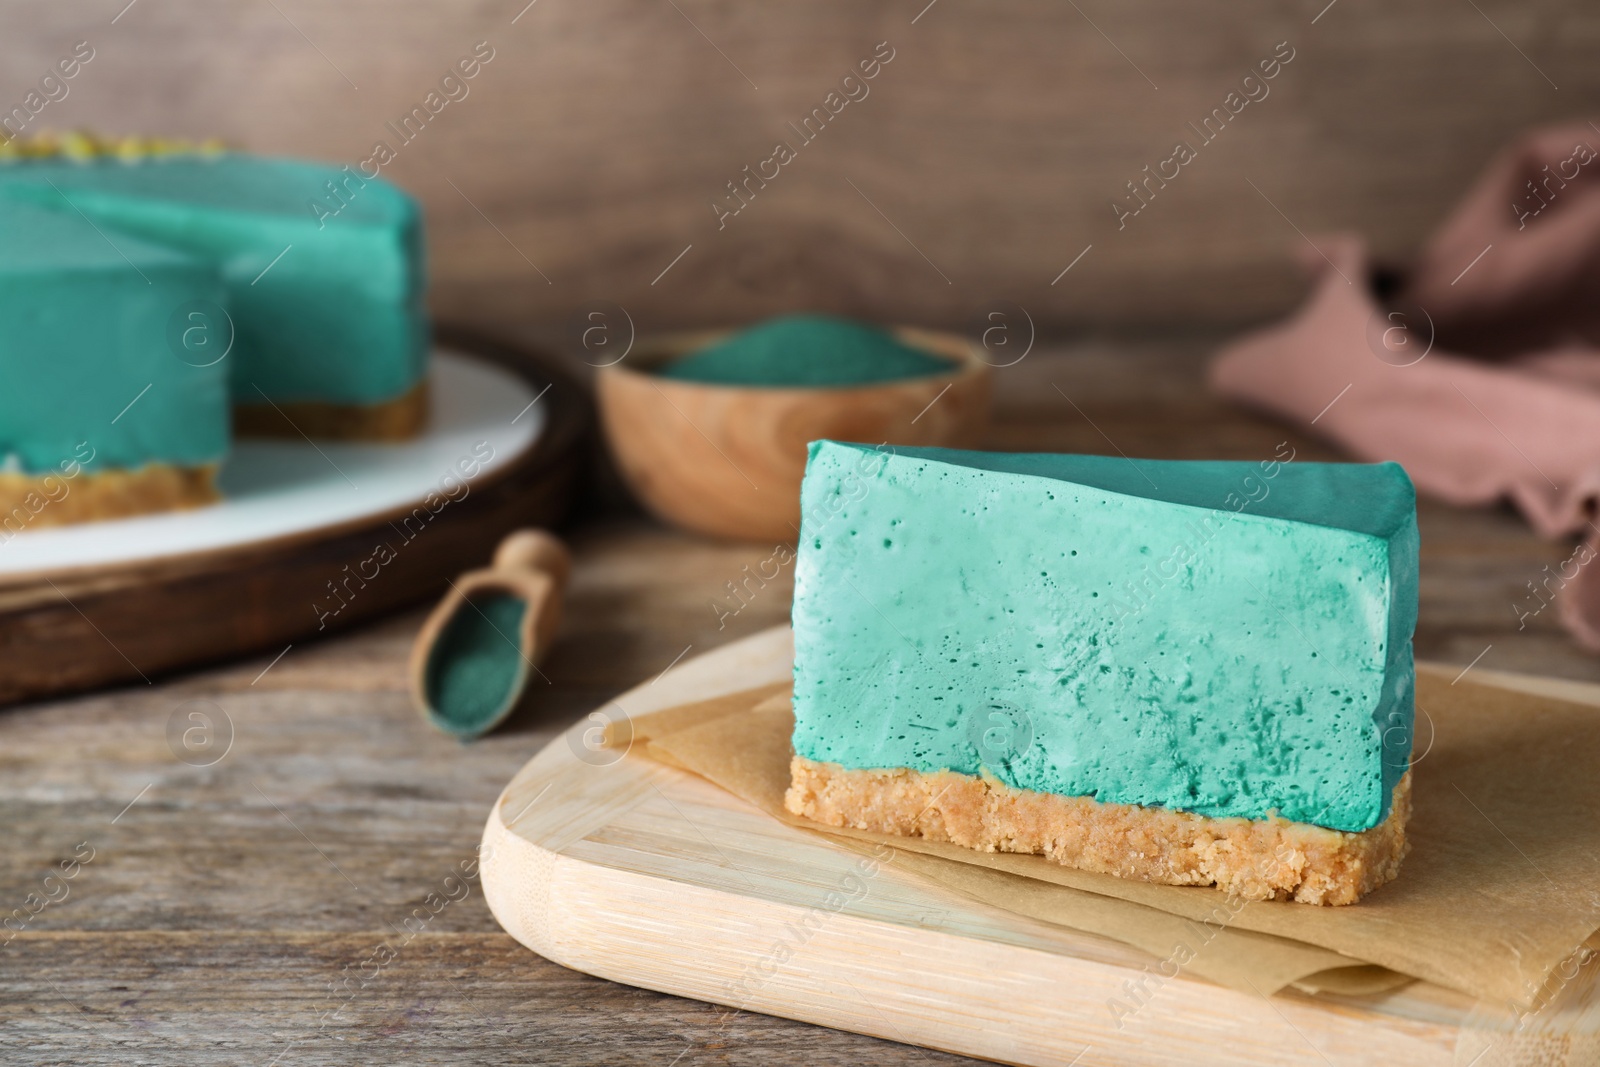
597,326,990,541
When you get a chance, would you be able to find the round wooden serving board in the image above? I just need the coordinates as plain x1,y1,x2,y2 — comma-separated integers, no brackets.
480,627,1600,1067
0,325,591,707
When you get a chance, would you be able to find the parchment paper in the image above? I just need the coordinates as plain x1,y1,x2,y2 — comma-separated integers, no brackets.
616,671,1600,1008
620,691,1399,998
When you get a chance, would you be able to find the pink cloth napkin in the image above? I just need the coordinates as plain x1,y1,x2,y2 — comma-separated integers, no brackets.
1210,123,1600,650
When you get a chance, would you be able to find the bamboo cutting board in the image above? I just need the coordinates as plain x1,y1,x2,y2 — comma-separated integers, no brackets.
479,627,1598,1066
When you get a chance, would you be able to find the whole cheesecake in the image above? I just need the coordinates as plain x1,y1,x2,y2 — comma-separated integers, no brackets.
785,441,1418,905
0,133,429,529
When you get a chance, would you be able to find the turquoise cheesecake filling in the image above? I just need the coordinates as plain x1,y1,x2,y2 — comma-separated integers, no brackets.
789,441,1418,833
0,201,228,473
0,153,426,407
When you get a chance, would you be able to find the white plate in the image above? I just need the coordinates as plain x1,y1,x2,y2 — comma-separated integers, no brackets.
0,349,543,577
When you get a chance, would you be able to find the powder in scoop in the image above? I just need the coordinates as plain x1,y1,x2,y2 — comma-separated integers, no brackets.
424,592,528,737
658,314,953,387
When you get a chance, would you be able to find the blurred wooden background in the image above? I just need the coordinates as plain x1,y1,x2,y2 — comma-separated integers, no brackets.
6,0,1597,345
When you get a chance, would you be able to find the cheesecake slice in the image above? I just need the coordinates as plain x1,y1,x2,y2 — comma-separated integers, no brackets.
0,201,229,528
0,146,428,439
785,441,1418,904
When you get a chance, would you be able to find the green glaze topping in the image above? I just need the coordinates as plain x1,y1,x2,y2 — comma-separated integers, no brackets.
659,314,954,388
424,592,529,739
0,130,226,164
790,441,1418,833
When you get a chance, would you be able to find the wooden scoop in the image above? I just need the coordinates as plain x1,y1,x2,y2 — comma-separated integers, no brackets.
409,529,571,739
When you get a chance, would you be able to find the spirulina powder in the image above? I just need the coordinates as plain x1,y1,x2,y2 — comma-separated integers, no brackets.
659,314,953,388
424,592,528,737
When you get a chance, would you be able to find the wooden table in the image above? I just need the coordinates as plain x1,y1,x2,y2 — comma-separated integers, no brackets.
3,336,1591,1065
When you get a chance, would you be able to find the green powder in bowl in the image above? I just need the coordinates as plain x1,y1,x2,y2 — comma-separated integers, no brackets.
658,314,955,388
424,592,529,738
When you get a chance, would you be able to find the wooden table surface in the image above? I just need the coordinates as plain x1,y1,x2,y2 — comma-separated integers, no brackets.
3,335,1591,1066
